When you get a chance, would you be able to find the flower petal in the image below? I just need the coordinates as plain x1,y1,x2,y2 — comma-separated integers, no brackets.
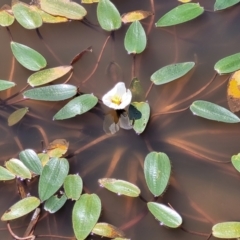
114,82,127,96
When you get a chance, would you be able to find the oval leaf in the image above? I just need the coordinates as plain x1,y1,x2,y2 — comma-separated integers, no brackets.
46,139,69,158
130,77,144,102
231,154,240,172
144,152,171,197
151,62,195,85
98,178,140,197
53,94,98,120
214,0,240,11
121,10,153,23
0,80,15,91
72,194,101,240
92,223,125,238
0,166,15,181
0,6,15,27
64,174,83,200
44,194,67,213
190,100,240,123
23,84,77,101
11,41,47,71
38,157,69,202
156,3,204,27
8,107,28,126
147,202,182,228
1,197,40,221
97,0,121,31
212,222,240,238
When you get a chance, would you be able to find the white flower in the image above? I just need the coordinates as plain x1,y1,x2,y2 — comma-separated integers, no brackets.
102,82,132,109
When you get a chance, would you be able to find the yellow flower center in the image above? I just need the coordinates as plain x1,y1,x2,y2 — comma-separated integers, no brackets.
111,95,122,105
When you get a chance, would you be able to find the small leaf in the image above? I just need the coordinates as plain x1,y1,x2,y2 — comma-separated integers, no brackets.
212,222,240,238
129,77,144,102
156,3,204,27
0,80,15,91
53,94,98,120
190,100,240,123
0,5,15,27
0,166,15,181
19,149,43,175
151,62,195,85
46,139,69,158
92,223,125,238
38,157,69,202
98,178,140,197
147,202,182,228
214,0,240,11
214,53,240,74
8,107,28,126
11,41,47,71
97,0,121,31
28,66,73,87
23,84,77,101
38,153,50,166
121,10,153,23
72,194,101,240
144,152,171,197
44,194,67,213
5,158,31,179
124,21,147,54
64,174,83,200
231,154,240,172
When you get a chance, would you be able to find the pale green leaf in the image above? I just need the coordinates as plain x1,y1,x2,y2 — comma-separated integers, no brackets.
0,5,15,27
212,222,240,238
0,166,15,181
231,154,240,172
44,194,67,213
214,0,240,11
92,223,125,238
64,174,83,200
8,107,28,126
0,80,15,91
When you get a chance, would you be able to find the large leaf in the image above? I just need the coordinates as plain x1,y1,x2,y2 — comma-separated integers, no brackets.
144,152,171,197
147,202,182,228
190,100,240,123
64,174,83,200
8,107,28,126
0,166,15,181
156,3,204,27
231,154,240,173
124,20,147,54
214,0,240,11
72,194,101,240
97,0,121,31
38,157,69,202
0,5,15,27
23,84,77,101
92,223,125,238
0,80,15,91
1,197,40,221
151,62,195,85
212,222,240,238
53,94,98,120
11,41,47,71
44,194,67,213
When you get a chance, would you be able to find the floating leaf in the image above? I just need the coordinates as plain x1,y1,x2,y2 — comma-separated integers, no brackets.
124,21,146,54
0,80,15,91
178,0,192,2
5,158,31,179
12,1,42,29
39,0,87,20
97,0,121,31
46,139,69,158
212,222,240,238
147,202,182,228
92,223,125,238
190,100,240,123
144,152,171,197
121,10,153,23
64,174,83,200
151,62,195,85
156,3,204,27
11,41,47,71
214,0,240,11
231,154,240,172
38,153,50,166
98,178,140,197
0,5,15,27
44,194,67,213
38,157,69,202
8,107,28,127
1,196,40,221
130,78,144,102
53,94,98,120
82,0,99,3
0,166,15,181
23,84,77,101
19,149,43,175
72,194,101,240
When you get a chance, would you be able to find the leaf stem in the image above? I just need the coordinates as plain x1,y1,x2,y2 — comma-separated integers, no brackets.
7,222,35,240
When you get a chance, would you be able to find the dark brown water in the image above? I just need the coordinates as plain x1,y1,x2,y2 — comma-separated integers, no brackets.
1,0,240,239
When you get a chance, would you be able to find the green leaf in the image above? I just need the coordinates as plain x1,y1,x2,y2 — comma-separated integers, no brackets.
23,84,77,101
64,174,83,200
44,194,67,213
129,77,144,102
212,222,240,238
8,107,28,126
53,94,98,120
28,66,73,87
231,154,240,172
12,1,42,29
5,158,31,179
214,0,240,11
72,194,101,240
92,223,125,238
38,153,50,166
38,157,69,202
39,0,87,20
156,3,204,27
11,41,47,71
97,0,121,31
98,178,140,197
190,100,240,123
1,196,40,221
0,166,15,181
147,202,182,228
214,53,240,74
151,62,195,85
19,149,43,175
0,80,15,91
124,20,147,54
144,152,171,197
0,6,15,27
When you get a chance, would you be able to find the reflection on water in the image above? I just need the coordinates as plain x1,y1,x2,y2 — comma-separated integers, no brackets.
1,0,240,239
